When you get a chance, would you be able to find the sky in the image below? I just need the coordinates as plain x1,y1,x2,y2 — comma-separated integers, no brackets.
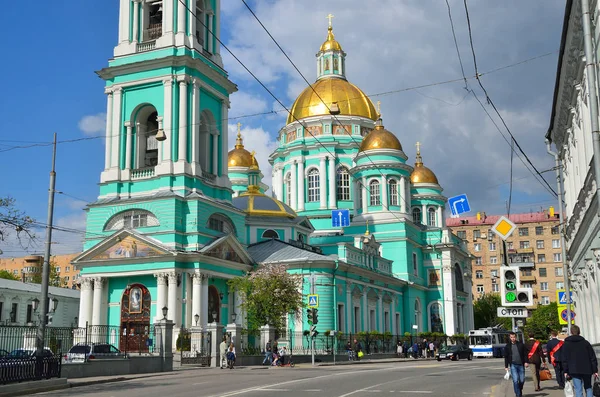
0,0,565,257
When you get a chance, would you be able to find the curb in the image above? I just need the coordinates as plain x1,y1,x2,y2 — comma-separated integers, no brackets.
0,378,68,397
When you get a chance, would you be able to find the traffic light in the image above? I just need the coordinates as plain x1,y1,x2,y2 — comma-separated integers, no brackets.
313,309,319,325
500,265,533,306
309,325,317,338
307,308,314,325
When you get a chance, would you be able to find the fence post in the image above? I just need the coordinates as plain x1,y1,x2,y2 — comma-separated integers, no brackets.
154,318,174,372
204,322,222,368
226,322,242,357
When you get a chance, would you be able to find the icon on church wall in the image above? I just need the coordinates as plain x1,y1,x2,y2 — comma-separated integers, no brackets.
92,236,163,260
129,286,143,313
428,269,441,287
333,57,339,71
324,58,330,72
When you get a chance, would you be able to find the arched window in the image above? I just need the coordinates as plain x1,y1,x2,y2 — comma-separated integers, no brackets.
308,169,320,202
388,179,398,206
207,213,235,234
412,207,422,224
104,210,160,231
337,167,350,201
285,173,292,205
262,229,279,239
454,264,465,292
208,285,220,323
369,180,381,206
429,302,444,333
428,207,437,227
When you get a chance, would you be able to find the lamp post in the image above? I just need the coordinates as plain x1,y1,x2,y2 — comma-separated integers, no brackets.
194,313,200,326
162,306,168,320
231,312,237,323
211,311,217,323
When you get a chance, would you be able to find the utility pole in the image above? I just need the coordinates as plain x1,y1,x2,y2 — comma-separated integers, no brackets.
36,133,57,364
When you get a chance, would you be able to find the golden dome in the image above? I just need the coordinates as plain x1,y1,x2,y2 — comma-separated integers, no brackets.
410,144,439,184
320,26,343,52
287,78,378,124
232,190,297,219
228,125,256,168
359,120,403,152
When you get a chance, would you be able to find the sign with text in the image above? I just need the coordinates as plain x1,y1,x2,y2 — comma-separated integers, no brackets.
497,307,528,318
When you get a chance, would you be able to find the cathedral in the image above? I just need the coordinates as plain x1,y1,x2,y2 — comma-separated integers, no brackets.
73,0,473,350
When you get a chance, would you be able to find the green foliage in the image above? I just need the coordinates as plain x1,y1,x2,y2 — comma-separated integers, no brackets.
524,302,560,341
31,262,66,287
228,264,303,333
473,293,512,330
0,269,19,281
176,330,191,351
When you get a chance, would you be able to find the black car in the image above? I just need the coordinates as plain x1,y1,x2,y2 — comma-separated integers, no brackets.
436,345,473,361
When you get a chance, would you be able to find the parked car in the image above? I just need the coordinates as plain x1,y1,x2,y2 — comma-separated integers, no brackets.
436,345,473,361
6,348,54,358
64,343,122,363
0,350,8,358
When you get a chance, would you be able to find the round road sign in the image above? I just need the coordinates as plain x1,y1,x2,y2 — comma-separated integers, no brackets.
561,309,576,322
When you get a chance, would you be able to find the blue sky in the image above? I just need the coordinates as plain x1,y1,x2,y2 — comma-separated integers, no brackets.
0,0,565,256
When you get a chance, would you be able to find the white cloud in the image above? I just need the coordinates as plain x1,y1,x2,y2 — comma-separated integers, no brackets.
50,212,88,255
78,113,106,136
229,91,269,119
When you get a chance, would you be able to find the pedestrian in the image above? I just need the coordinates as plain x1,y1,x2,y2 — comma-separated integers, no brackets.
226,342,236,369
504,331,529,397
397,341,403,358
262,339,272,365
219,336,228,369
525,333,547,391
278,346,287,366
546,330,565,389
353,339,363,361
346,341,354,361
412,342,419,359
403,341,410,358
562,325,598,397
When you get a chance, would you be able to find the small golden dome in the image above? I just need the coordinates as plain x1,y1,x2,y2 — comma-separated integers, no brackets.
320,26,343,52
233,191,297,219
410,143,439,184
228,124,257,168
359,120,403,152
287,78,378,124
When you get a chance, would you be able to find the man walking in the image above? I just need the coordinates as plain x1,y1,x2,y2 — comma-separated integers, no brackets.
504,332,529,397
525,333,547,391
546,330,565,389
219,337,228,369
562,325,598,397
353,339,363,361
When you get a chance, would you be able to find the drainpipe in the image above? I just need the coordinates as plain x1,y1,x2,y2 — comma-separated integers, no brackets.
546,139,572,335
333,259,339,365
581,0,600,217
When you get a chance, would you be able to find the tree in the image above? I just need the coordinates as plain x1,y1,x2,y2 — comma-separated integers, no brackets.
473,293,512,330
31,262,66,288
228,264,303,332
0,197,35,248
524,302,560,341
0,269,19,281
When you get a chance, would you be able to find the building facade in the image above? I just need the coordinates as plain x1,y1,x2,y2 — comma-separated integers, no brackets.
447,211,564,308
0,254,80,289
547,0,600,344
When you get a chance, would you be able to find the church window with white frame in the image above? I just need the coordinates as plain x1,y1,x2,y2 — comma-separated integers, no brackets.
207,213,235,234
428,207,436,226
412,207,421,224
388,179,398,206
369,180,381,206
307,169,320,202
337,167,350,201
104,210,159,231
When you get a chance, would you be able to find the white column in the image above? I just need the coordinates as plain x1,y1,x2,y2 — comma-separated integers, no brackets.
178,78,188,163
191,79,200,170
201,275,209,326
162,0,173,34
234,290,243,326
442,262,456,335
328,157,336,208
104,89,113,169
381,175,388,210
214,0,221,56
154,273,167,322
119,0,131,43
390,302,395,334
162,78,173,162
319,157,327,209
132,0,140,42
78,277,94,327
346,284,352,332
361,177,368,214
437,207,443,227
277,167,284,201
406,178,412,211
298,161,305,211
167,272,179,324
91,277,104,326
111,88,123,169
124,122,133,169
185,273,193,327
290,162,298,210
221,100,230,178
212,132,219,174
207,13,214,53
177,0,186,35
422,204,427,224
400,176,406,213
378,294,383,332
362,291,368,331
192,272,203,326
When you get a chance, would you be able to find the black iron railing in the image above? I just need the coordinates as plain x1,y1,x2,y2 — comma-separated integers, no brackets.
0,355,61,385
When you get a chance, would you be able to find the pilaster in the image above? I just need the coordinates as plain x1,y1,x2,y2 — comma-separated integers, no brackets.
297,160,305,211
328,157,336,208
319,157,327,209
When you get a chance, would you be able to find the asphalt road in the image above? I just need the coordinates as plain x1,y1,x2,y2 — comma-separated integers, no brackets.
37,359,507,397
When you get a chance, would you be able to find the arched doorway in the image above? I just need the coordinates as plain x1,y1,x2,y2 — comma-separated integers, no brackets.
208,285,221,323
120,284,151,352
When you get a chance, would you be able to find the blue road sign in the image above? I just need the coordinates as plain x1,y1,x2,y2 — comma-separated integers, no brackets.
558,290,574,305
332,209,350,227
561,309,576,322
448,194,471,217
308,294,319,308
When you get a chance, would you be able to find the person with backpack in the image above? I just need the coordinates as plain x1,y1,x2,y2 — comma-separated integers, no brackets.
546,330,565,389
262,339,272,365
562,325,598,397
525,333,547,391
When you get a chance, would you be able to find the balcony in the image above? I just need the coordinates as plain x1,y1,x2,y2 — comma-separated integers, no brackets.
521,275,537,283
517,247,534,254
131,167,155,179
137,41,156,53
144,24,162,41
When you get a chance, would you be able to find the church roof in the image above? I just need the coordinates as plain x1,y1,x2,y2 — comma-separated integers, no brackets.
247,239,329,264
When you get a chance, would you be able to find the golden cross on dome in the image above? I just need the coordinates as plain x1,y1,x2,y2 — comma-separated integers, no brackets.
376,101,381,117
416,141,421,155
326,13,334,28
237,122,242,136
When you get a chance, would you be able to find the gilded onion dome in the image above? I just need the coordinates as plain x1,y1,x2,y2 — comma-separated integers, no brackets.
359,118,403,152
410,143,439,184
320,25,343,52
228,124,255,168
232,189,297,219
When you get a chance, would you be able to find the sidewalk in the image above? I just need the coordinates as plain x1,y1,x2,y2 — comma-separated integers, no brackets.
493,374,565,397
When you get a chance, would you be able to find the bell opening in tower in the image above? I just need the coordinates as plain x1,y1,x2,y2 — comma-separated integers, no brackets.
144,1,163,41
144,111,159,167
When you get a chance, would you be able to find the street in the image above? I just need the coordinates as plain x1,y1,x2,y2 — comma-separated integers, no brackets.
37,359,506,397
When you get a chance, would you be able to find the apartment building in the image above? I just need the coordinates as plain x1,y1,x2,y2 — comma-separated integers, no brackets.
0,253,81,289
447,209,564,307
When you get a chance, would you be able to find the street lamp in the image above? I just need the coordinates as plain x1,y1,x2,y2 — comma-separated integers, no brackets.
162,306,168,319
32,298,40,312
73,316,78,328
211,311,217,323
194,313,200,326
51,297,59,313
231,312,237,323
219,292,224,301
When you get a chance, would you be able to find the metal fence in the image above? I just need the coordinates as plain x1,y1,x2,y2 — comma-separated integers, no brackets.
0,355,61,385
178,328,211,366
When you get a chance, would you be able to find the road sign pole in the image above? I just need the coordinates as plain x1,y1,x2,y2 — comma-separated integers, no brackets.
311,338,315,367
